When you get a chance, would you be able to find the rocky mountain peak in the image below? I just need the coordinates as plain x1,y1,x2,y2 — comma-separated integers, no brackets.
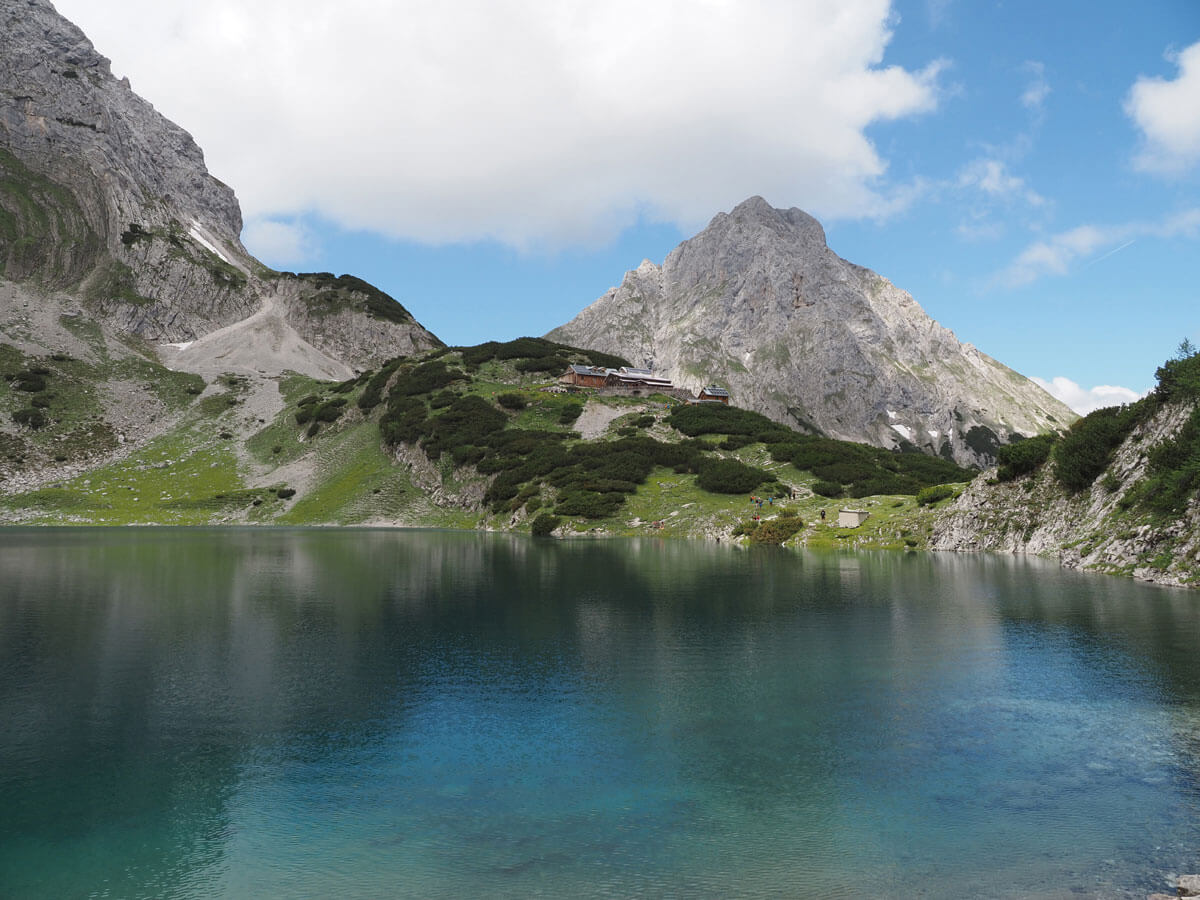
549,196,1075,466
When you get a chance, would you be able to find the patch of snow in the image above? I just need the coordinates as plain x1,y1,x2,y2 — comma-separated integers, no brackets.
188,223,231,264
886,409,897,420
929,429,940,439
163,340,194,350
890,423,913,440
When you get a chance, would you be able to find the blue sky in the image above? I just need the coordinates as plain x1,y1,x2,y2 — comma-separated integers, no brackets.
55,0,1200,411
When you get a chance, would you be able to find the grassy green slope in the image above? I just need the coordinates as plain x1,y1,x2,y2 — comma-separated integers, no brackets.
2,336,973,548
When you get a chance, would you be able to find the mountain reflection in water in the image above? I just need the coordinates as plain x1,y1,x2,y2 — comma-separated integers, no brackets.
1,528,1198,898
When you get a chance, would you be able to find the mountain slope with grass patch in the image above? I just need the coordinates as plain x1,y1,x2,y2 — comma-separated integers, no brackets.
2,335,975,552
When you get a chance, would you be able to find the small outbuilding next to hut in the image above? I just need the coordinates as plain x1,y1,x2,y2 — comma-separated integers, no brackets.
697,385,730,404
838,509,870,528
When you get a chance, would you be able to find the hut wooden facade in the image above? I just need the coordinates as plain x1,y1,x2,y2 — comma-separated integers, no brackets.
560,364,610,388
605,367,675,391
697,385,730,404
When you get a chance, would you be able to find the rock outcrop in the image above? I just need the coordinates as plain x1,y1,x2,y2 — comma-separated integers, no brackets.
930,401,1200,587
549,197,1074,466
0,0,440,374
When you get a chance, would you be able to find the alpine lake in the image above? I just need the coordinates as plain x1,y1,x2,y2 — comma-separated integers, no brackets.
2,527,1199,898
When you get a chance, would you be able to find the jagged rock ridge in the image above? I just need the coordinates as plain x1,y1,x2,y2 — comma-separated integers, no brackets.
0,0,440,373
549,196,1075,465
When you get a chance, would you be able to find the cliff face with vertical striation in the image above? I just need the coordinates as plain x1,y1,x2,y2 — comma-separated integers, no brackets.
549,197,1075,466
0,0,440,373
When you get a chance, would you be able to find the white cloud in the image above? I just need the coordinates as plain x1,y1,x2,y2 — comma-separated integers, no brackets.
1020,61,1049,113
241,219,319,267
999,208,1200,286
1126,40,1200,175
1031,377,1144,415
53,0,942,250
957,158,1043,206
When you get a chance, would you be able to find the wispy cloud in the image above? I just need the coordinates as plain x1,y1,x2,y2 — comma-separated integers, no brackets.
998,209,1200,287
956,158,1044,207
1031,377,1144,415
1020,61,1050,114
1126,40,1200,175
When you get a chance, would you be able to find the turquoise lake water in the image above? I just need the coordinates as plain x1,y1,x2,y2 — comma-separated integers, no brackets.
1,528,1199,898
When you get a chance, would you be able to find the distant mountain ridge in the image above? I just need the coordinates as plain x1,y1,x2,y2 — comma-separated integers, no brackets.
0,0,440,374
548,197,1075,466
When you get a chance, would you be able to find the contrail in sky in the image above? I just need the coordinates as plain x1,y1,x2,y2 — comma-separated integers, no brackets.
1084,239,1136,268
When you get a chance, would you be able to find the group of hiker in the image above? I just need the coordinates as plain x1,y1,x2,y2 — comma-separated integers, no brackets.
749,494,776,523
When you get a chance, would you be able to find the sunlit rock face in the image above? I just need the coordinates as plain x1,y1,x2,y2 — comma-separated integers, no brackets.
550,196,1074,466
0,0,440,371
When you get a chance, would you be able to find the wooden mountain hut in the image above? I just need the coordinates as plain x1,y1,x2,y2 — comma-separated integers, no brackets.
560,364,611,388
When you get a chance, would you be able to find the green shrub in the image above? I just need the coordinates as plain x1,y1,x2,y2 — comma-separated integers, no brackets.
558,402,583,425
306,421,320,438
1154,339,1200,401
812,480,843,498
916,484,958,506
12,408,47,429
1137,405,1200,514
530,513,560,536
456,337,629,370
555,490,625,518
813,460,875,485
497,392,527,410
719,434,754,450
427,390,455,409
13,373,46,392
515,355,568,374
420,395,508,460
667,403,780,437
392,360,462,396
747,516,805,544
696,457,769,494
314,398,348,423
276,487,296,499
295,407,314,425
996,433,1055,481
357,360,402,410
1054,406,1138,492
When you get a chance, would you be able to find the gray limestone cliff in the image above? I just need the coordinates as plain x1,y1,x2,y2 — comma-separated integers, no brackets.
548,197,1075,466
0,0,439,373
930,401,1200,587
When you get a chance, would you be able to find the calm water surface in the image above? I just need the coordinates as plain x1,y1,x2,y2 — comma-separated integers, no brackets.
2,528,1199,898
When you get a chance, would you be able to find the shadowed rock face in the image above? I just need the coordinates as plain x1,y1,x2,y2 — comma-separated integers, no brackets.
0,0,440,373
548,196,1075,466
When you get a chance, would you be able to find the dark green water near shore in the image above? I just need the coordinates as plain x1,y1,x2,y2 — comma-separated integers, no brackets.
2,528,1199,898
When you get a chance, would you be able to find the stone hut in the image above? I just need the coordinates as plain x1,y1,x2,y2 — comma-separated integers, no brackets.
838,509,870,528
